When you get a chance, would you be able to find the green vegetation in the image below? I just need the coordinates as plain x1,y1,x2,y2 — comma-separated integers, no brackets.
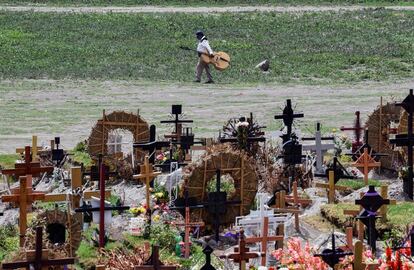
71,141,93,167
0,225,19,261
337,178,381,190
321,202,414,236
0,9,413,84
0,154,19,169
0,0,413,6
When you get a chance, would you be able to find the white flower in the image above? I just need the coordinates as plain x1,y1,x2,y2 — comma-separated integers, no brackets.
236,121,249,128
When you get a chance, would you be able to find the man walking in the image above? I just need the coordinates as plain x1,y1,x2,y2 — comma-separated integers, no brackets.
195,30,214,84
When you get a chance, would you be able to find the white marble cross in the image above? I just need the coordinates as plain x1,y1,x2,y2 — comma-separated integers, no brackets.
302,122,335,174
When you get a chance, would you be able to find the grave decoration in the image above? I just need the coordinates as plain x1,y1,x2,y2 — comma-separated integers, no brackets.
314,233,352,269
200,245,216,270
75,155,130,248
170,186,205,258
355,185,391,252
269,181,311,231
1,226,75,270
235,193,287,236
302,122,335,174
274,99,304,144
1,146,54,179
245,216,284,266
390,89,414,199
134,244,177,270
340,111,365,153
219,112,266,153
220,229,262,270
1,175,45,247
352,147,381,185
314,157,352,204
134,125,171,164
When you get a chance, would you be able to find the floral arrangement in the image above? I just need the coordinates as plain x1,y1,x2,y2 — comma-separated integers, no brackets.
129,206,147,217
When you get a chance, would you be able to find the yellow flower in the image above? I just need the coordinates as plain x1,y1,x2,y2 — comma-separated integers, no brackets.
153,215,160,222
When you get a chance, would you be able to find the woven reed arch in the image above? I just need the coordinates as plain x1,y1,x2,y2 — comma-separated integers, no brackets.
183,144,258,225
87,110,150,162
365,100,401,169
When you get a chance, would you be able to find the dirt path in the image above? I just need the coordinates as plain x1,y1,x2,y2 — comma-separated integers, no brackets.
0,79,411,153
0,5,414,13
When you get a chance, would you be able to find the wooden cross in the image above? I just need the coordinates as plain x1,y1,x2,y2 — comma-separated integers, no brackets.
134,244,177,270
200,245,216,270
220,229,262,270
315,170,348,204
390,89,414,199
1,175,45,246
245,216,284,266
160,104,193,142
353,240,379,270
352,148,381,185
134,125,170,164
16,135,42,162
340,111,364,153
302,122,335,174
337,227,354,251
343,192,365,241
133,156,161,209
1,226,75,270
43,167,111,209
274,99,304,143
1,146,54,178
171,186,205,258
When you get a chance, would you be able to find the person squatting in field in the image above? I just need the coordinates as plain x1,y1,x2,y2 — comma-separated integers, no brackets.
195,30,214,84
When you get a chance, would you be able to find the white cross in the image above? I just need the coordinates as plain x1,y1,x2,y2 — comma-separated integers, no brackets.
302,123,335,174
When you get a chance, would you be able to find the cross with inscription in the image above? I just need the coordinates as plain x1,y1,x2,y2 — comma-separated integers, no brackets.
1,226,75,270
390,89,414,199
274,99,304,143
134,244,177,270
1,146,54,178
1,175,45,246
340,111,364,153
302,122,335,174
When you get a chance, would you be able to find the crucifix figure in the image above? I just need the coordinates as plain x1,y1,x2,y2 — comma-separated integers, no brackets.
75,156,130,248
340,111,365,153
220,229,262,270
200,245,216,270
355,185,390,252
1,226,75,270
160,105,194,143
274,99,304,143
1,146,54,179
314,233,353,269
1,175,45,246
133,156,161,210
134,125,171,164
245,216,284,266
170,186,205,258
302,122,335,174
390,89,414,199
134,244,177,270
352,147,381,185
206,169,241,242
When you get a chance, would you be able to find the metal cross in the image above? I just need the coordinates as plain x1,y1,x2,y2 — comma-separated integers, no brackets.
134,125,171,164
302,122,335,174
274,99,304,143
160,105,194,142
1,226,75,270
314,233,352,268
390,89,414,199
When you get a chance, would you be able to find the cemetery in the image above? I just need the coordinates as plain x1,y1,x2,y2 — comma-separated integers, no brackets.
0,1,414,269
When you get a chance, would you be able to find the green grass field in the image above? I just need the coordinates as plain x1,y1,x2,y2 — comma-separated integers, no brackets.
0,9,413,84
0,0,413,6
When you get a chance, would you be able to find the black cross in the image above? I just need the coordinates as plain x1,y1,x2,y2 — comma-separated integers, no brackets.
160,105,194,142
205,170,241,242
278,135,304,166
85,155,117,183
314,233,352,268
172,127,195,161
200,245,216,270
51,137,66,166
274,99,304,143
390,89,414,199
134,125,171,164
170,185,205,217
355,185,390,252
348,130,387,161
315,156,355,184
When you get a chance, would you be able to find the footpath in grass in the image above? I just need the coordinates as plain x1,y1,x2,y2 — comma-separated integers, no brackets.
0,0,413,6
0,9,413,83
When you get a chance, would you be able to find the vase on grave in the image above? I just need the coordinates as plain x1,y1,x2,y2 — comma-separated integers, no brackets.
91,196,112,226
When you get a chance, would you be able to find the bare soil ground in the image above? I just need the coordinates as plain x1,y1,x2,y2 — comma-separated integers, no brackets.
0,5,414,13
0,79,410,153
